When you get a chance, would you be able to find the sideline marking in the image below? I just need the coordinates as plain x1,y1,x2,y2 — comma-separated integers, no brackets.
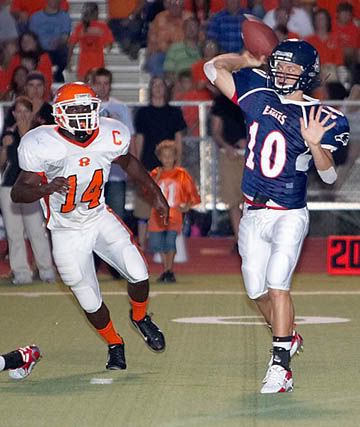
172,315,350,325
90,378,113,385
1,290,360,297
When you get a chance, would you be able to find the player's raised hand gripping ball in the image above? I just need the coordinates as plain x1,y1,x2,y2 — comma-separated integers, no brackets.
242,15,279,59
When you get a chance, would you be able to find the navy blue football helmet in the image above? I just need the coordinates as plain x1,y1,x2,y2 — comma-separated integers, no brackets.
268,39,320,95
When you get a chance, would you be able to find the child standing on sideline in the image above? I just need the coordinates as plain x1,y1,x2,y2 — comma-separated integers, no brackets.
148,140,200,283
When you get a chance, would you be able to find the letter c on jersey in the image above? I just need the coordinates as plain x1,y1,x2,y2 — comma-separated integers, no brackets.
79,157,91,167
112,130,122,145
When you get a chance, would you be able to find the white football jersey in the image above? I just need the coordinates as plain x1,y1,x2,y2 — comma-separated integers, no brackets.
18,117,130,230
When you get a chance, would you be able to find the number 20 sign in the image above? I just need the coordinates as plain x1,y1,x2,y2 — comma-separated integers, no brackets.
328,236,360,275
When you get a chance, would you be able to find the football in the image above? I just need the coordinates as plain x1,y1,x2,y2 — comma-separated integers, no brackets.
242,15,279,58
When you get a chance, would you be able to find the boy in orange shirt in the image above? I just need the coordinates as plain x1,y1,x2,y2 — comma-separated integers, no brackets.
148,140,200,283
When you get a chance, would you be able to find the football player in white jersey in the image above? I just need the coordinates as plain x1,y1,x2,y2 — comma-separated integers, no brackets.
11,82,170,370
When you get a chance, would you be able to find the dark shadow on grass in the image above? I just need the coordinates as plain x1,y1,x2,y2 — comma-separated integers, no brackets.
0,371,160,396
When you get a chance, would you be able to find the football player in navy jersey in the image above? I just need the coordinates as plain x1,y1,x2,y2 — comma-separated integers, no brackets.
204,40,350,394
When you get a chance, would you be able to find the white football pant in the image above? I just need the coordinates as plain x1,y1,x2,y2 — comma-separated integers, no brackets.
51,209,148,313
238,204,309,299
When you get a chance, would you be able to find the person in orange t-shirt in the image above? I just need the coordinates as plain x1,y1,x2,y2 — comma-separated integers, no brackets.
191,39,219,92
7,31,53,100
68,3,114,80
148,140,200,283
173,71,213,136
146,0,192,76
305,8,343,82
334,2,360,67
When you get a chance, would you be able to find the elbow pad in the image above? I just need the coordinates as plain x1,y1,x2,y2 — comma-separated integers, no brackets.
203,60,217,84
317,166,337,184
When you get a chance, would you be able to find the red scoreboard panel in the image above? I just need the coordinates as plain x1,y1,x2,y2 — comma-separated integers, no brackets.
328,236,360,275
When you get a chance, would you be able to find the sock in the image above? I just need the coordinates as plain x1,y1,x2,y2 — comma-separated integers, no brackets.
130,298,147,321
0,356,5,371
97,321,123,345
272,335,292,370
3,350,24,370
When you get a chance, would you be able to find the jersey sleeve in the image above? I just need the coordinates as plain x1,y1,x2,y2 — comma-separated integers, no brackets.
319,108,350,152
232,68,267,102
17,130,46,173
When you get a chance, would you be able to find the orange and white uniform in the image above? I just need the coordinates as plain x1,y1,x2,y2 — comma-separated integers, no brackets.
18,117,130,230
148,167,200,233
18,117,148,312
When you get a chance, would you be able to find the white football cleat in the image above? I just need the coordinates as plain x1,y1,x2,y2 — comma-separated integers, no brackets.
8,345,42,380
290,331,304,358
263,331,303,383
260,365,293,394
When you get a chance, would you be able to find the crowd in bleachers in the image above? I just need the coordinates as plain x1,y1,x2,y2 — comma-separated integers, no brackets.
0,0,359,105
0,0,359,283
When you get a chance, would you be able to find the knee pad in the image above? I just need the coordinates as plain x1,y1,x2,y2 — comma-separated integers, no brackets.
71,284,102,313
266,252,292,289
241,265,267,300
123,245,149,283
54,257,83,287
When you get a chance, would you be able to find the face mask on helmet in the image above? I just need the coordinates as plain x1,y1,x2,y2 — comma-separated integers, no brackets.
267,40,320,96
53,92,101,134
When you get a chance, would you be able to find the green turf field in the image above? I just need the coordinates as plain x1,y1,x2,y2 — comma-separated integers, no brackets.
0,273,359,427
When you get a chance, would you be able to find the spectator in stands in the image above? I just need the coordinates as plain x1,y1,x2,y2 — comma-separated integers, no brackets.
173,71,213,136
207,0,247,53
10,0,69,34
29,0,71,82
90,67,135,280
163,17,201,86
68,3,114,81
0,49,10,100
272,6,300,38
263,0,314,38
133,77,187,249
148,140,200,283
183,0,210,23
92,67,134,219
210,93,247,249
191,39,219,93
334,2,360,69
316,0,360,28
108,0,146,60
0,1,18,43
305,9,343,83
145,0,192,76
0,65,28,101
4,72,54,129
0,96,55,284
7,31,53,100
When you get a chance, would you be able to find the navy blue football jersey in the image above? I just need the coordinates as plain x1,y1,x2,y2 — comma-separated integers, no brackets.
232,68,350,209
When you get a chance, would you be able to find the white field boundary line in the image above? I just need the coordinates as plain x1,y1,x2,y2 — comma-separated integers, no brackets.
1,290,360,297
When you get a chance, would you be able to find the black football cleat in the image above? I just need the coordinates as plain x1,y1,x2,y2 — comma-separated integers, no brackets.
130,310,165,352
106,343,127,370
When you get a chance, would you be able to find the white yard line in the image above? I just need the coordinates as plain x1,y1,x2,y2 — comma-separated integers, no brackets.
0,290,360,297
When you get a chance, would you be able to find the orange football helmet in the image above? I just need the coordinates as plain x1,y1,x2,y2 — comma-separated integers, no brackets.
53,82,101,133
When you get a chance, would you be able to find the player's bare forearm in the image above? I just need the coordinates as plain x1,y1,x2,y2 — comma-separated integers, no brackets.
310,145,335,171
11,171,69,203
115,153,169,221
